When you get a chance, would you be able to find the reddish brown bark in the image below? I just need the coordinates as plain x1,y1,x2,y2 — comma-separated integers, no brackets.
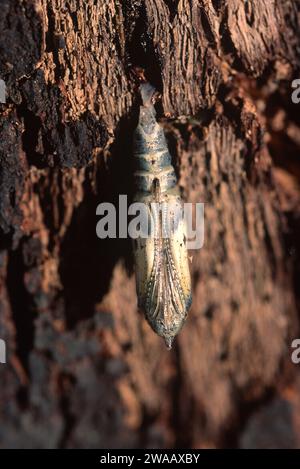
0,0,300,448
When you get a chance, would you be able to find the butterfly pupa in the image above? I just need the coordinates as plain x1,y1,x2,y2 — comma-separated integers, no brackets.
132,83,192,348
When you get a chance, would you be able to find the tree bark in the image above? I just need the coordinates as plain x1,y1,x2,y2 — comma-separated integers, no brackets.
0,0,300,448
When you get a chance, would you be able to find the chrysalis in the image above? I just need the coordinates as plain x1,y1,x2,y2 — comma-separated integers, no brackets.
132,83,192,348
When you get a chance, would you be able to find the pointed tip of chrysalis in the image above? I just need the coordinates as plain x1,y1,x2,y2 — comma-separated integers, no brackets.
140,82,156,107
164,336,174,350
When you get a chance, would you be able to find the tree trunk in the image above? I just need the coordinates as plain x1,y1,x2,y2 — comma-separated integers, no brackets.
0,0,300,449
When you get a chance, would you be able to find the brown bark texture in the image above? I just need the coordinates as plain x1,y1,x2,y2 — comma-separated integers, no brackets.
0,0,300,449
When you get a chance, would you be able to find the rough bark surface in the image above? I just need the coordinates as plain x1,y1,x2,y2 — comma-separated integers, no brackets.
0,0,300,448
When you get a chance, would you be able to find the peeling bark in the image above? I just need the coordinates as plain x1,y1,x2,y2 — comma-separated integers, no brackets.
0,0,300,449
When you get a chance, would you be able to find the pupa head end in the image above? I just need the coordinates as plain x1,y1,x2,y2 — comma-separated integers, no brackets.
164,336,174,350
